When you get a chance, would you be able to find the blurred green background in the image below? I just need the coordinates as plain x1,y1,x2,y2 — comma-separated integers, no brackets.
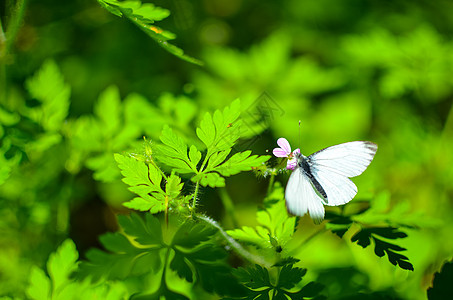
1,0,453,299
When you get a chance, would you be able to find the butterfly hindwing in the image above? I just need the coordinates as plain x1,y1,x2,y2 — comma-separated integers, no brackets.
285,168,325,224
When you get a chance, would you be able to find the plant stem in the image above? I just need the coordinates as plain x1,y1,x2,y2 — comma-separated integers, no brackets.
191,149,212,213
198,214,272,268
0,0,28,102
267,173,275,195
190,180,200,213
5,0,27,52
218,187,239,228
149,160,168,180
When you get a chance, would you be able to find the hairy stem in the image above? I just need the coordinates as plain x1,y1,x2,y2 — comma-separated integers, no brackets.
218,187,239,228
190,180,200,213
198,215,271,268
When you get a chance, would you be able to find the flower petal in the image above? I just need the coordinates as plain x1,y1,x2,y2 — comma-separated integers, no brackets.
273,148,289,157
293,148,300,155
287,159,297,170
276,138,291,154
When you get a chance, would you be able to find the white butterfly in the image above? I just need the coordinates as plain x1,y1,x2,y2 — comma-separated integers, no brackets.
275,139,377,224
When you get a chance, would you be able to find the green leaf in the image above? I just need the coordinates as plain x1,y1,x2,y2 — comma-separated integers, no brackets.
166,173,183,199
191,99,270,187
79,214,163,282
155,125,200,173
229,263,323,300
80,213,242,298
228,182,296,253
47,239,79,295
428,261,453,300
193,172,226,188
351,227,414,271
196,99,242,154
86,152,120,182
97,0,202,65
94,85,122,136
115,153,170,213
325,210,414,271
172,220,217,248
27,267,51,300
25,60,70,132
277,264,307,290
68,86,143,182
213,151,270,177
27,239,128,300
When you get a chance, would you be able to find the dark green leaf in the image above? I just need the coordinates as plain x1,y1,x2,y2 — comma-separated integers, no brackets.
277,265,307,290
427,261,453,300
351,227,414,271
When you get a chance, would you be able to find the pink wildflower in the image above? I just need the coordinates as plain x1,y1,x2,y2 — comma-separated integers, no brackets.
272,138,300,170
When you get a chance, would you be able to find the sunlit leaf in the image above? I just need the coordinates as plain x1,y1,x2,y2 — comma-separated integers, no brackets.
97,0,202,65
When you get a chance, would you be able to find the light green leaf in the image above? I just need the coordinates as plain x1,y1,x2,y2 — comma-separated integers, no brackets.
256,182,297,247
26,239,128,299
227,182,297,251
213,151,270,176
227,226,270,249
115,153,167,212
47,239,79,296
25,60,70,132
193,172,225,188
156,125,196,173
123,197,157,212
114,153,157,187
86,153,120,182
154,125,203,177
166,173,183,199
188,145,202,168
94,85,122,136
27,267,51,300
196,99,242,154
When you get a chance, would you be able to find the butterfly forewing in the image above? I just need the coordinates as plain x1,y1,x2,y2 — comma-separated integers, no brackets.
307,141,377,206
308,141,377,178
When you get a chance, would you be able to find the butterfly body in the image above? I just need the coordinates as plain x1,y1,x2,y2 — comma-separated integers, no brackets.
283,141,377,224
296,153,328,201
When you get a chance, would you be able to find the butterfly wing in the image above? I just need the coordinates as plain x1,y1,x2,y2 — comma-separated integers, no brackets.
307,141,377,206
285,168,325,224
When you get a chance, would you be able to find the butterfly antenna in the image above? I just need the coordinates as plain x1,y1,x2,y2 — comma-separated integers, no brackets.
298,120,301,148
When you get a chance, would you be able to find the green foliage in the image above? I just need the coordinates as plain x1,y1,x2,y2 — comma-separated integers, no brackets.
2,0,453,299
114,153,184,213
97,0,202,65
325,211,414,271
79,213,244,298
68,85,141,181
343,25,453,101
153,99,270,188
25,60,71,133
0,139,21,185
26,239,128,300
228,182,297,255
226,262,324,300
